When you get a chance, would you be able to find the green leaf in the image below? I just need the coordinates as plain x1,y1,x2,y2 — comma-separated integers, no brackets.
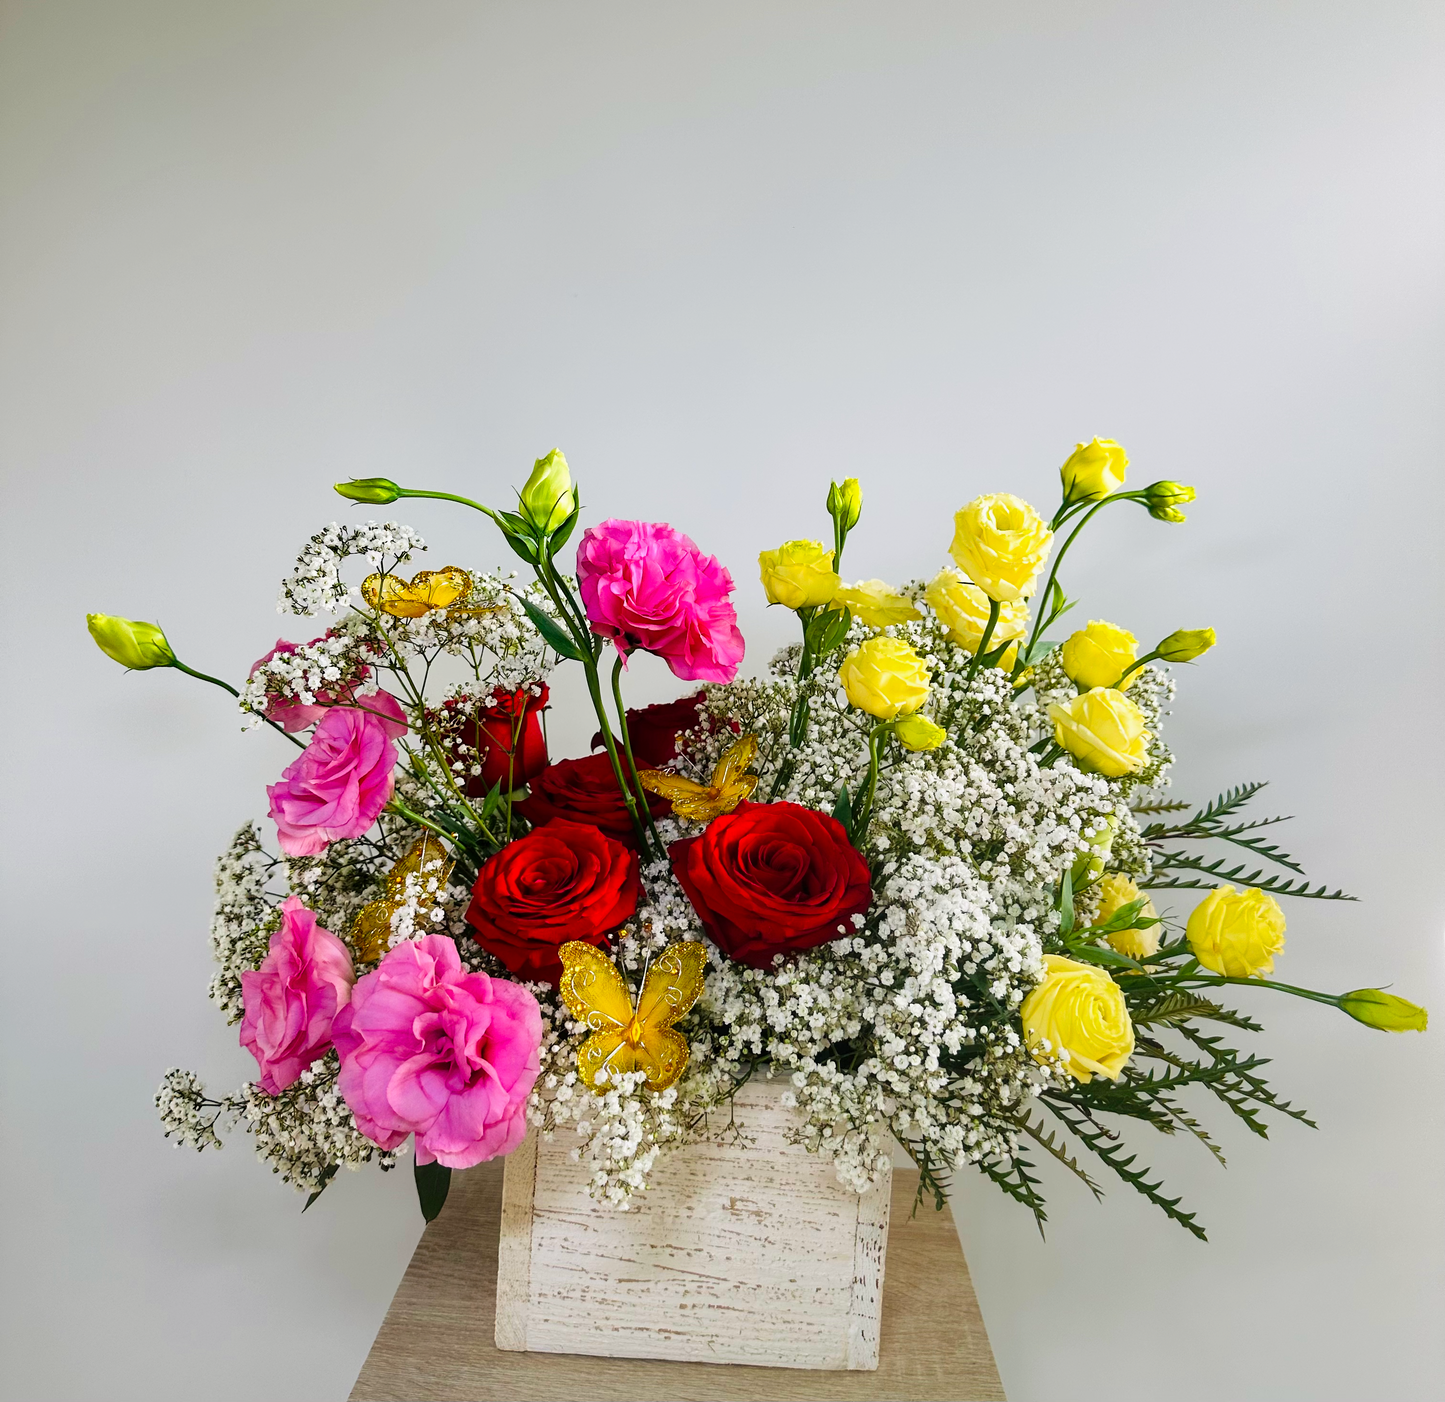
832,784,853,829
1057,867,1075,937
517,596,584,661
546,497,582,555
1018,637,1059,669
414,1158,452,1222
1143,852,1356,901
303,1163,339,1212
1060,941,1143,972
805,605,852,655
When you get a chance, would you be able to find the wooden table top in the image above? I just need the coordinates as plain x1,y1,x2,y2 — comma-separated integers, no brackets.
350,1160,1005,1402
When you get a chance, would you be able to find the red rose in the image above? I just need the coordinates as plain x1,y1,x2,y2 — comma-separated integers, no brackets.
516,752,669,846
669,801,872,968
591,691,709,768
465,819,638,984
440,685,549,797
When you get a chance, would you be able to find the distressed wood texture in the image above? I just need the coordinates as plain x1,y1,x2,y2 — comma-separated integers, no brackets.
350,1109,1005,1402
498,1077,891,1370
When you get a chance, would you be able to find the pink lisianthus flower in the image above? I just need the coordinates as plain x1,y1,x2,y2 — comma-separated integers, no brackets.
575,519,745,683
266,691,407,856
249,637,374,731
332,935,542,1168
239,896,355,1095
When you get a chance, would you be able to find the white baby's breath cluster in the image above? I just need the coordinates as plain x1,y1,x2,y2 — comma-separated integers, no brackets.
278,520,426,616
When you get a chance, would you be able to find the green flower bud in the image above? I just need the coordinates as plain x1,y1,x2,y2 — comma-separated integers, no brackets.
827,477,862,533
335,477,402,504
1069,815,1117,888
1142,480,1195,521
1156,627,1217,663
1338,989,1428,1033
518,449,576,534
893,713,947,752
87,614,176,670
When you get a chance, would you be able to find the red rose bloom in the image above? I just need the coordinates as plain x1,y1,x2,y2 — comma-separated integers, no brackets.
466,819,638,984
440,685,549,797
516,752,669,845
669,801,872,968
591,691,708,768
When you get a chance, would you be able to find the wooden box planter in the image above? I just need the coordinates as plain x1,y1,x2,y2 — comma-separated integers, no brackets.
495,1077,892,1370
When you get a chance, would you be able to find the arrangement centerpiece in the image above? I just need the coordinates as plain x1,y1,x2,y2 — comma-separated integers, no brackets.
91,441,1427,1370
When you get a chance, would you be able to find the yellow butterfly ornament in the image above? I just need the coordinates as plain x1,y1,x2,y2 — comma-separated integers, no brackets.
361,566,473,618
637,733,759,822
557,941,708,1093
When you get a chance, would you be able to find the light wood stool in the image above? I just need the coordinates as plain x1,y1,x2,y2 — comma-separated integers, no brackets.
351,1160,1005,1401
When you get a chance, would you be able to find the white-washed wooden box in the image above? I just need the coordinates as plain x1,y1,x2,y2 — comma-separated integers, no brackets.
495,1076,891,1370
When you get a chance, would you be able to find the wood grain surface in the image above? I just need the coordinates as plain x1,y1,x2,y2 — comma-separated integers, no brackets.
351,1160,1006,1401
497,1078,890,1370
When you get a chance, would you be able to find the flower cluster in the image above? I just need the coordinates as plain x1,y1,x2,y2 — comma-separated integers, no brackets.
96,442,1424,1236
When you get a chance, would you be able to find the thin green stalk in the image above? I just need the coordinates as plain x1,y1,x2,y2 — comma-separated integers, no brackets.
612,655,662,850
395,488,506,528
1174,973,1344,1010
961,596,1001,696
170,660,307,749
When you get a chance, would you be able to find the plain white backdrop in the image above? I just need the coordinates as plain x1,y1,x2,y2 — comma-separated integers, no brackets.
3,2,1442,1398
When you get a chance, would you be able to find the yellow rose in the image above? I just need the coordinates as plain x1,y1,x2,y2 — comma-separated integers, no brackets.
924,568,1028,668
834,579,921,629
1021,954,1135,1082
838,636,930,719
1048,688,1150,777
1092,873,1161,959
758,540,840,610
1061,620,1138,690
86,614,176,670
893,713,947,751
948,493,1054,603
1186,886,1285,978
1059,437,1129,502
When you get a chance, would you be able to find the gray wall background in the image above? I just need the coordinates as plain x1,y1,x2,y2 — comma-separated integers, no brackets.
3,2,1442,1398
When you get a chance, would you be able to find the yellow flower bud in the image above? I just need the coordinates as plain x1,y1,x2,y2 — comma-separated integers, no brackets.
518,449,576,534
948,494,1054,603
1048,688,1150,777
1069,815,1117,887
1059,437,1129,503
1142,480,1195,521
1156,627,1217,664
86,614,176,671
1061,620,1138,690
834,579,921,629
838,636,930,719
1092,873,1161,959
334,477,402,504
1186,886,1286,978
893,713,947,752
924,568,1028,669
1337,989,1428,1033
758,540,840,610
1021,954,1135,1082
827,477,862,532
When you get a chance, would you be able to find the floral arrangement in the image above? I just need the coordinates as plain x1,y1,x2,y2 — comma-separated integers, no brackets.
91,440,1427,1237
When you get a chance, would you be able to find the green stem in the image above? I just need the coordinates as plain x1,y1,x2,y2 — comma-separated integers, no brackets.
1172,973,1344,1009
849,723,889,843
395,488,505,528
612,656,662,850
961,596,1001,696
169,660,307,749
582,656,650,853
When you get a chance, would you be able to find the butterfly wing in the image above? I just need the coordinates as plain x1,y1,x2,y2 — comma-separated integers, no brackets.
636,941,708,1029
576,1029,638,1088
710,734,758,790
411,566,472,611
712,773,758,815
636,769,723,821
557,941,634,1033
350,834,454,963
633,1027,690,1093
361,571,418,616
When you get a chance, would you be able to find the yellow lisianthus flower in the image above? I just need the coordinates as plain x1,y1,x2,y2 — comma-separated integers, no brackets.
1337,990,1428,1033
758,540,840,610
1021,954,1135,1082
1061,620,1138,690
834,579,921,629
893,713,947,751
518,448,575,534
1059,437,1129,502
948,493,1053,603
924,568,1028,668
1156,627,1217,663
1048,687,1149,777
1186,886,1286,978
87,614,176,671
838,636,930,719
1092,872,1161,959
